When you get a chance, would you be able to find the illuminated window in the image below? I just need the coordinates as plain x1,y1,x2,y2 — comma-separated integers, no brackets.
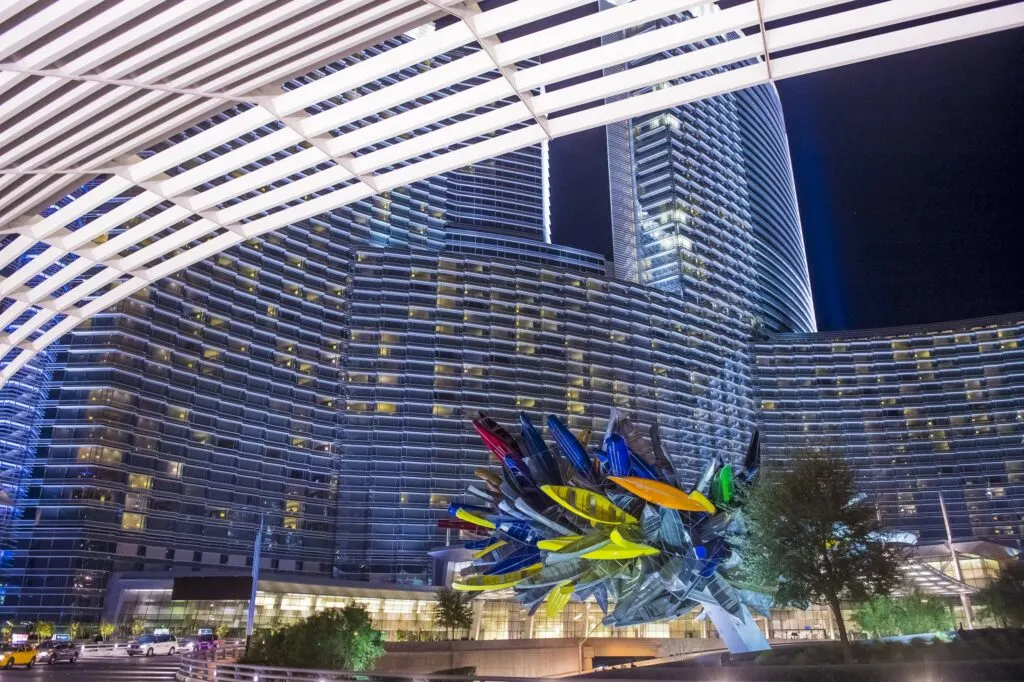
122,513,145,530
167,405,189,421
283,517,298,530
285,500,301,514
128,473,152,490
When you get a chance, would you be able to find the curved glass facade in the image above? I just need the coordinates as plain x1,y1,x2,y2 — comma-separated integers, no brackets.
753,315,1024,547
736,84,816,335
602,7,816,472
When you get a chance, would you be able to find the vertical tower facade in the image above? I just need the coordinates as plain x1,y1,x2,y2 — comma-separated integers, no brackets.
603,5,815,477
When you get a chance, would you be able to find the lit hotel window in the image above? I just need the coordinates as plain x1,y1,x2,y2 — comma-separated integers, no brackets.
121,513,145,531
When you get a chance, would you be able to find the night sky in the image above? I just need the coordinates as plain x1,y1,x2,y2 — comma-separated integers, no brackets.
548,28,1024,333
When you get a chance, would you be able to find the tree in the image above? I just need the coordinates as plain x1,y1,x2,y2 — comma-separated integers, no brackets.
974,563,1024,627
68,621,82,641
34,621,54,639
434,587,474,640
242,606,384,671
853,592,954,637
737,452,908,655
99,621,117,641
215,623,231,640
851,597,898,638
128,619,146,638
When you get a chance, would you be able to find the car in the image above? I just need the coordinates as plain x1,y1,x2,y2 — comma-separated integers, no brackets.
34,640,79,665
126,633,176,657
194,632,217,652
0,643,37,668
176,636,198,654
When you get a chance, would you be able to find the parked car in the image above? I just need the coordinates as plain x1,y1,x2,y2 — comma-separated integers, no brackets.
0,643,36,668
35,640,79,664
126,633,176,656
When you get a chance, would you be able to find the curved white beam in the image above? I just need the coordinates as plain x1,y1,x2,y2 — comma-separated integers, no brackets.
0,0,1020,385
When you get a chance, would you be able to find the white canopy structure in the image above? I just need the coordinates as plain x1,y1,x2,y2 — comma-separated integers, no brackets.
0,0,1021,384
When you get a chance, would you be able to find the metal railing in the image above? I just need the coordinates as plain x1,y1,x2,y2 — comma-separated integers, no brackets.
77,641,131,658
179,656,550,682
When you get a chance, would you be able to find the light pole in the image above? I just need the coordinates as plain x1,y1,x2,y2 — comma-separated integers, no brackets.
245,513,265,652
938,491,974,629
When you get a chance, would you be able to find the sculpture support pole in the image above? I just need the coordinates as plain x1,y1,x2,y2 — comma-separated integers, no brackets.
703,603,771,654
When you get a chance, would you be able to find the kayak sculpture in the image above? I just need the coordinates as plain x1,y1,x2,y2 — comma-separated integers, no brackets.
444,409,772,653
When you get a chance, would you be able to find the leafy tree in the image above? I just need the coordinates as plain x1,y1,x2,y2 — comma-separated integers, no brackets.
242,606,384,671
974,563,1024,627
215,624,231,640
99,621,117,641
736,452,908,654
851,597,899,638
128,619,146,638
853,592,953,637
34,621,54,639
434,587,474,639
68,621,82,641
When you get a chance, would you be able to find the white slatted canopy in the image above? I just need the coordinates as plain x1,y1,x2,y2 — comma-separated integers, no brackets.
0,0,1021,385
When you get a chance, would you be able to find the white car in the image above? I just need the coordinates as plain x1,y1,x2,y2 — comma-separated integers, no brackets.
126,634,176,656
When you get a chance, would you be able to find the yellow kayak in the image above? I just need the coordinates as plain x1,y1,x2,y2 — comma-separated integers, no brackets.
455,507,496,529
545,580,575,618
582,543,659,560
688,490,717,514
541,485,638,525
453,564,542,591
608,476,707,512
473,540,507,559
537,535,583,551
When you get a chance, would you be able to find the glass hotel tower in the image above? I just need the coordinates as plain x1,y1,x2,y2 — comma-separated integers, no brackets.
602,1,816,478
1,10,819,622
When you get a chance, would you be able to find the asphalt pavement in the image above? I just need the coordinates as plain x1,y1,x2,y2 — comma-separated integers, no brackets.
0,656,178,680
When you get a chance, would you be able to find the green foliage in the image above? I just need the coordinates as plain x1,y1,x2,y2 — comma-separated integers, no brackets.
215,623,231,640
242,606,385,671
736,452,909,644
68,621,82,641
852,593,954,638
128,619,146,638
99,621,117,640
34,620,54,638
973,564,1024,627
433,587,474,639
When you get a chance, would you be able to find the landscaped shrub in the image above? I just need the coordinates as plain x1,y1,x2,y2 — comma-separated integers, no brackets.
241,606,384,671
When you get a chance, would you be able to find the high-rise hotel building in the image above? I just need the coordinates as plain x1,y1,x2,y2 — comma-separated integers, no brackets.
0,34,562,621
753,315,1024,547
602,2,816,479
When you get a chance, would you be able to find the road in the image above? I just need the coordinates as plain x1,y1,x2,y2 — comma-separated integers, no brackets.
0,656,178,681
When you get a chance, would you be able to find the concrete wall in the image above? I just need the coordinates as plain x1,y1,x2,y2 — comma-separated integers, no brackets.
377,637,728,676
